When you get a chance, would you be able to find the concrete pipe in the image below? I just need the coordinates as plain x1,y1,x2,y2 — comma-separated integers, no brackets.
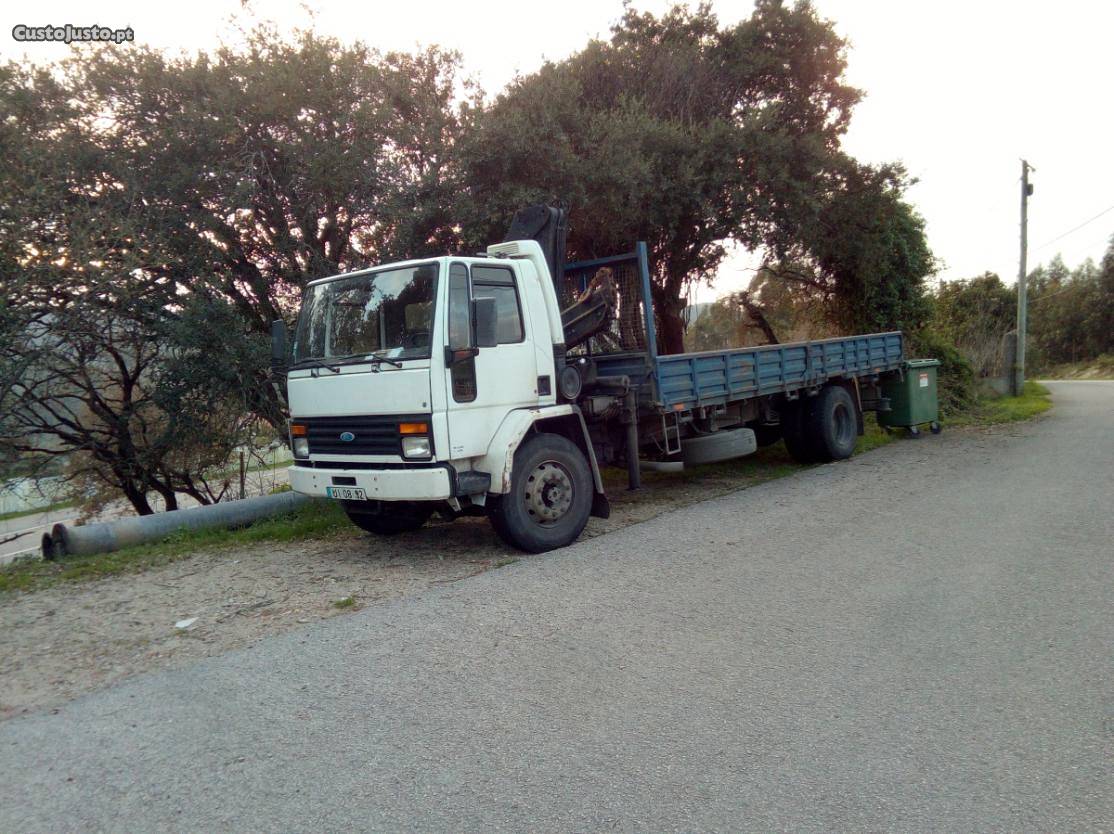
41,491,311,560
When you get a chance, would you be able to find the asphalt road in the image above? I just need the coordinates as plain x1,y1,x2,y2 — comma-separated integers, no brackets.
2,381,1111,833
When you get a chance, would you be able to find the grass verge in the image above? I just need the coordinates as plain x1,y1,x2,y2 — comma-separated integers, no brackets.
948,381,1052,427
0,500,349,595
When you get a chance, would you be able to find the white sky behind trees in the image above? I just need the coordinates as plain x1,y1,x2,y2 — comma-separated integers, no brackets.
5,0,1113,303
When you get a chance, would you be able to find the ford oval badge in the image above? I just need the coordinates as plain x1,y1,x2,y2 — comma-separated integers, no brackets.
339,431,356,442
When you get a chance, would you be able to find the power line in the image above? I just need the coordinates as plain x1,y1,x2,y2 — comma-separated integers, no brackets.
1028,284,1074,305
1035,202,1114,251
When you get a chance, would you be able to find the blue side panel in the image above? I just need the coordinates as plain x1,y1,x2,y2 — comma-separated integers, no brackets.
654,332,904,410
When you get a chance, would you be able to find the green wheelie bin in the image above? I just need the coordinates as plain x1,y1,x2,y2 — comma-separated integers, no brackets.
877,358,941,437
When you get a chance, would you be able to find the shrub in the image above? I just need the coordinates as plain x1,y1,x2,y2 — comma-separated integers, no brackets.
909,330,975,416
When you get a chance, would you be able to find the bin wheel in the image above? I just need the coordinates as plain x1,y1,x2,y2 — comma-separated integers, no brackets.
908,425,922,438
930,421,942,435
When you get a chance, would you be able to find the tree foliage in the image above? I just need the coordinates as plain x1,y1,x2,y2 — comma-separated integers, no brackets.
1027,248,1114,369
787,161,934,334
0,30,466,513
1,6,944,514
930,272,1015,376
931,242,1114,376
459,1,888,352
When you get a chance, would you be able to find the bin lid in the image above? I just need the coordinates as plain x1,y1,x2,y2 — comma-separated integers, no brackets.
904,358,941,369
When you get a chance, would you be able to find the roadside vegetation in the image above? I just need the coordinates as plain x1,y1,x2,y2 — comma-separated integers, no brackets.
0,501,349,594
948,382,1052,427
1036,355,1114,380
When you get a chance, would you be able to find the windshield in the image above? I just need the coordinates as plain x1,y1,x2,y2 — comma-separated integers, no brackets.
292,263,438,364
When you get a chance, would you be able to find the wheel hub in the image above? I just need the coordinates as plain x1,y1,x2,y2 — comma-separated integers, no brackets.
833,402,854,446
524,461,574,526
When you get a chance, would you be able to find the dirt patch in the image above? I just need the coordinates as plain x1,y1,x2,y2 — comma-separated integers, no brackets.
0,452,797,720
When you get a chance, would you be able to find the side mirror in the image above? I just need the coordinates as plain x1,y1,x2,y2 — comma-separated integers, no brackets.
270,320,288,371
473,297,498,348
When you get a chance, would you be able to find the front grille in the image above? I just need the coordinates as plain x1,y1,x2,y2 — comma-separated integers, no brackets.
302,414,430,457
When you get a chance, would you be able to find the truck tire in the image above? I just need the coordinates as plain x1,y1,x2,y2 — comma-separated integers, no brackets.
681,427,757,466
804,384,858,463
781,401,820,464
487,432,593,553
344,501,431,535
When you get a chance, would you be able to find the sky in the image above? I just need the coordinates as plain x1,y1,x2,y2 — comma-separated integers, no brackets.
5,0,1113,303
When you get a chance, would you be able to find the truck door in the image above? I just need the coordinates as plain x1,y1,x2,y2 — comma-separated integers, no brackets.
444,262,539,460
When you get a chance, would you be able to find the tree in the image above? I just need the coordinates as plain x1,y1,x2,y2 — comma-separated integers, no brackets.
786,160,935,335
0,293,262,515
460,1,864,353
1027,246,1114,368
0,30,468,513
929,272,1014,376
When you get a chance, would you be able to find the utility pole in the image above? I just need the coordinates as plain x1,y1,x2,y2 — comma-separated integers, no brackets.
1013,159,1034,396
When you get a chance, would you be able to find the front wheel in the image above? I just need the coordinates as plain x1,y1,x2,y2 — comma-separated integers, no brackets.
345,501,431,535
487,433,594,553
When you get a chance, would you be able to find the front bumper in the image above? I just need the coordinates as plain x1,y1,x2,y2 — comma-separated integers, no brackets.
289,464,453,502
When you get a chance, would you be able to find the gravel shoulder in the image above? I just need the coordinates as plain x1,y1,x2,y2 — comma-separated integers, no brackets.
0,446,800,719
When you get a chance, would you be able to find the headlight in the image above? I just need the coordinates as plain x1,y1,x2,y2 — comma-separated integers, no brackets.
293,437,310,459
401,435,431,458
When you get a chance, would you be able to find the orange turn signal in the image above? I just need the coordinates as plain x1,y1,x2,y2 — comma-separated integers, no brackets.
290,423,307,436
399,422,429,435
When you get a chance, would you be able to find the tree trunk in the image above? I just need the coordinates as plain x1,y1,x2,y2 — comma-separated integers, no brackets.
657,309,687,355
177,475,216,506
152,484,178,512
737,291,780,344
652,283,688,355
121,483,155,516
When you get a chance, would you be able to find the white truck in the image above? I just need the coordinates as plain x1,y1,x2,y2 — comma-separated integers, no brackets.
273,207,907,551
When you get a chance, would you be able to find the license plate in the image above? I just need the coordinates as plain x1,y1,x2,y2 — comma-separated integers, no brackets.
326,486,367,501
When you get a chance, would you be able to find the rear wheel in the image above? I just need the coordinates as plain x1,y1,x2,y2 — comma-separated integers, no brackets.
344,501,431,535
487,433,593,553
804,384,859,462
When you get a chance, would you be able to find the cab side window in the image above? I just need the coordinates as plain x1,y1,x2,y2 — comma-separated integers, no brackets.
471,265,524,344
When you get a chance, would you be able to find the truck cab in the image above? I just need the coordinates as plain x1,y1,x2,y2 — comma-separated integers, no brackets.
280,238,610,552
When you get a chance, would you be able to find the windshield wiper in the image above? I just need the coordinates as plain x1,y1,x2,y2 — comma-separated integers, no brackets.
366,351,403,369
290,358,342,375
291,352,405,374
